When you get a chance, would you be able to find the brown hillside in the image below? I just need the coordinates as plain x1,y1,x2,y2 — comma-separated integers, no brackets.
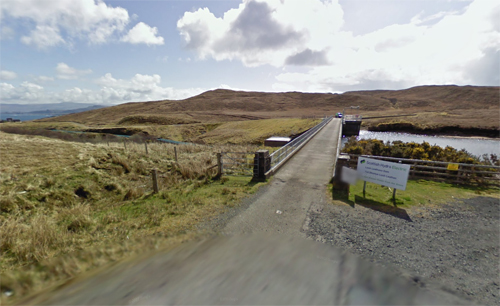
40,85,499,132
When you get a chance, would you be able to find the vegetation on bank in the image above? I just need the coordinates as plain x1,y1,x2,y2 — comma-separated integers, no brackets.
342,137,499,165
364,120,500,138
0,132,266,304
333,138,499,208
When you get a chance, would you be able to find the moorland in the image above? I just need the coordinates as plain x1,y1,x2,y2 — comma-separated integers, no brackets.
2,85,498,141
0,84,498,304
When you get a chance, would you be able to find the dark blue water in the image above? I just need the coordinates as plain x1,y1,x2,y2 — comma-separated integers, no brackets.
0,113,53,121
345,130,500,158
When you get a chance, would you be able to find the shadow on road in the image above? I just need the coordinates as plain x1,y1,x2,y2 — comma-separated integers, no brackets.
353,195,413,221
331,189,412,221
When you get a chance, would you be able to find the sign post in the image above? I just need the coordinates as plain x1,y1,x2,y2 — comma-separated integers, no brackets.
357,157,410,201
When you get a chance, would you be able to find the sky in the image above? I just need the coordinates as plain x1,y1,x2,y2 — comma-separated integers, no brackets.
0,0,499,106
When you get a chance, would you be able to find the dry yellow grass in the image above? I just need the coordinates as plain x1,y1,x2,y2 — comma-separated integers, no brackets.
0,132,265,304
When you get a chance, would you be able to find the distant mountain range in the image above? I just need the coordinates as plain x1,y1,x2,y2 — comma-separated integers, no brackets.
0,102,108,115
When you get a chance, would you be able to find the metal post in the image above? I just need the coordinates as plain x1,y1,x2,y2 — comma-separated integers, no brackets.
151,169,159,193
392,188,396,203
363,181,367,198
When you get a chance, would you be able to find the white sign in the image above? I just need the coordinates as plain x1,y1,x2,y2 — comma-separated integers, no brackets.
341,166,358,185
357,157,410,190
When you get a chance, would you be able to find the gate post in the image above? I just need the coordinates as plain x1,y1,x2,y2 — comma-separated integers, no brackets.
253,150,270,181
332,154,350,192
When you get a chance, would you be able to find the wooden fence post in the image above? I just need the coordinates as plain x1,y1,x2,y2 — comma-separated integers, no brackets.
217,153,222,177
151,169,159,193
145,142,148,154
124,140,127,150
174,147,178,162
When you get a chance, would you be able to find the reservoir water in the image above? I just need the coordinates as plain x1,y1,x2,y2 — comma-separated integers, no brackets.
0,113,52,121
344,130,499,158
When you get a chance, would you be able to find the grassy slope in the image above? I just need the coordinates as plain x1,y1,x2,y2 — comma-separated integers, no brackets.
193,118,321,144
0,132,265,303
37,85,499,131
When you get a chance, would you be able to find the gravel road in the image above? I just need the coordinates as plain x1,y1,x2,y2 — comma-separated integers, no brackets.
304,195,500,305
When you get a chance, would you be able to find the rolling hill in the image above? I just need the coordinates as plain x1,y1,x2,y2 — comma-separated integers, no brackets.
37,85,500,136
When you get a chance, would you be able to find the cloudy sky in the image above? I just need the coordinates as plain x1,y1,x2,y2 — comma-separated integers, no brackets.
1,0,498,105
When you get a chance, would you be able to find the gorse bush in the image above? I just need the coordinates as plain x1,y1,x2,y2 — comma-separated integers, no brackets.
342,138,499,166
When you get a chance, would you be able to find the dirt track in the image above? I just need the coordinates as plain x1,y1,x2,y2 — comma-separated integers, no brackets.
305,196,500,306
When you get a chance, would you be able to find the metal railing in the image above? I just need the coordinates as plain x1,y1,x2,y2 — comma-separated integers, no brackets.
269,116,332,172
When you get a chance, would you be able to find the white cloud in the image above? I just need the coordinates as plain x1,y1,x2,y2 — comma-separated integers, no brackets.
178,0,500,91
0,74,206,104
121,22,164,45
21,25,65,49
0,70,17,80
56,63,92,80
95,73,203,101
177,0,342,67
1,0,162,48
1,81,45,101
34,75,55,83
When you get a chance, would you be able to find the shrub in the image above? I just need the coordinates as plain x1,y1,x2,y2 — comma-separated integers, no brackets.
342,139,481,164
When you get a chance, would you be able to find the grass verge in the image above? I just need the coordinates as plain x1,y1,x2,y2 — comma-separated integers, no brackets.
330,180,500,209
0,132,266,304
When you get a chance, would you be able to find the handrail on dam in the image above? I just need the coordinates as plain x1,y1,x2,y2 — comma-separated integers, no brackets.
263,116,333,178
